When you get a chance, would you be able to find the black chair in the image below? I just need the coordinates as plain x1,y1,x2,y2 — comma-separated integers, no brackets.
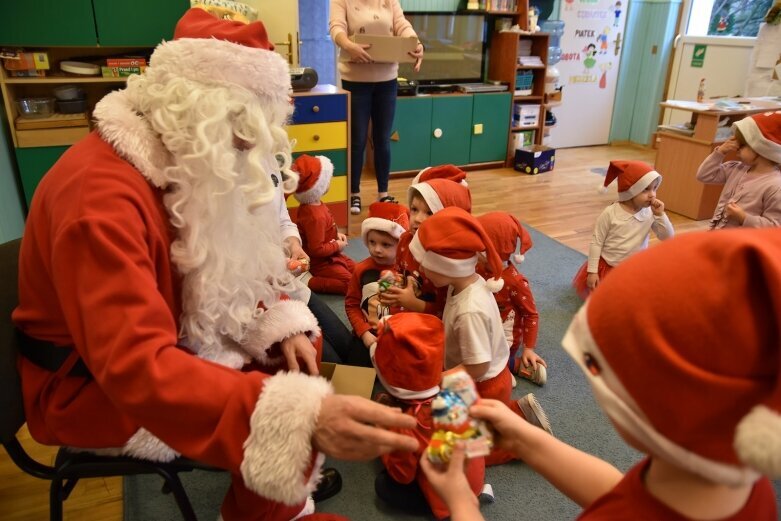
0,238,222,521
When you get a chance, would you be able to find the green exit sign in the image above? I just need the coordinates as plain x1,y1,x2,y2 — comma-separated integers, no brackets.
691,44,706,68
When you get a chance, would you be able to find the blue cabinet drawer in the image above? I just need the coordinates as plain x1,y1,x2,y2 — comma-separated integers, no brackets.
292,94,347,124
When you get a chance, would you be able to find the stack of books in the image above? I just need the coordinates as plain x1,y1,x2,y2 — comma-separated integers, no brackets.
518,56,544,67
101,57,147,78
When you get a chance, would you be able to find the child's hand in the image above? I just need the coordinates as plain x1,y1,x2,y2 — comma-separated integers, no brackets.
419,444,478,513
337,233,348,243
336,238,348,251
717,137,739,155
470,399,534,458
725,201,747,225
521,348,547,370
650,198,665,216
586,272,600,290
361,331,377,349
380,282,424,311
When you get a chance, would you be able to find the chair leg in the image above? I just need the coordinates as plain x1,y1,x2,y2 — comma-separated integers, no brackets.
157,470,198,521
49,479,64,521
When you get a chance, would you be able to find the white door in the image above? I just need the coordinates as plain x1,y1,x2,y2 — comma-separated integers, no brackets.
662,0,769,126
246,0,300,65
550,0,628,148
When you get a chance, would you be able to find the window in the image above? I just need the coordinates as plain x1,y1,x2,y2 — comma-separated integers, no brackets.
687,0,773,37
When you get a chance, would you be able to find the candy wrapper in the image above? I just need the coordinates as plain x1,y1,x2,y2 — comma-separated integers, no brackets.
378,269,404,292
287,258,310,276
426,368,493,464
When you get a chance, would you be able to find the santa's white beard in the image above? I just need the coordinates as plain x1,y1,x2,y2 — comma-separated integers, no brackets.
168,150,294,363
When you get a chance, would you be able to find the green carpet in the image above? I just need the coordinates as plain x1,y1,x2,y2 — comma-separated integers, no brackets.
123,228,780,520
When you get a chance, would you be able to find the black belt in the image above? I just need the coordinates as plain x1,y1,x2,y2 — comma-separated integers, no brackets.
15,329,92,378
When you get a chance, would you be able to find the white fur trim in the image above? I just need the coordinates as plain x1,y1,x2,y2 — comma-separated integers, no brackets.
241,372,332,505
77,428,179,462
735,115,781,164
369,342,440,401
512,253,525,264
408,183,443,213
484,277,505,293
94,90,174,188
294,156,334,204
243,300,321,365
361,217,406,245
409,233,477,277
597,182,610,194
562,306,761,486
149,38,290,107
618,171,661,202
735,404,781,478
411,167,430,185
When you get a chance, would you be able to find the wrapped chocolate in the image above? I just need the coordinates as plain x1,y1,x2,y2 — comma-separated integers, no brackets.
287,258,310,276
426,368,493,464
378,269,404,292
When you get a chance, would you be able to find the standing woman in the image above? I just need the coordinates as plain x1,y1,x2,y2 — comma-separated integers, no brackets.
330,0,424,214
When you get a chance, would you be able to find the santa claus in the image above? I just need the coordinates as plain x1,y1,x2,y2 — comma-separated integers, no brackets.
12,8,417,520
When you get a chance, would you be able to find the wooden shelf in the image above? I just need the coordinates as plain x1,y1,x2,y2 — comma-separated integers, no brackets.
516,65,546,70
5,76,127,84
512,124,540,131
513,95,543,101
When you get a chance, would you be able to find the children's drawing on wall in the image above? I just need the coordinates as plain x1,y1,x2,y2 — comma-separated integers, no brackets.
599,61,612,89
708,0,772,36
582,43,597,73
597,27,610,54
613,1,622,27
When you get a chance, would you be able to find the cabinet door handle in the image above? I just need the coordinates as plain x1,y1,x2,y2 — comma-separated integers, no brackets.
433,128,443,139
313,134,320,141
312,105,320,113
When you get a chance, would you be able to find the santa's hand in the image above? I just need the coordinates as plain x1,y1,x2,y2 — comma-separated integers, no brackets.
280,333,318,375
284,237,310,262
313,395,418,460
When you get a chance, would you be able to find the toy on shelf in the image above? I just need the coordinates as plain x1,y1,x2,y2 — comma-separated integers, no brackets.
426,368,493,464
287,258,310,276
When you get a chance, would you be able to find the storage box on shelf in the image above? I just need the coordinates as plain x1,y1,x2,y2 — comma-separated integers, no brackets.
488,26,549,167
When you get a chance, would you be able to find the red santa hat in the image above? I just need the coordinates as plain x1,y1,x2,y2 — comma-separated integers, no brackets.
411,164,469,186
410,207,504,292
600,160,661,202
409,178,472,215
562,228,781,486
370,313,445,400
361,202,410,245
147,8,290,108
292,154,334,204
477,212,533,264
733,111,781,164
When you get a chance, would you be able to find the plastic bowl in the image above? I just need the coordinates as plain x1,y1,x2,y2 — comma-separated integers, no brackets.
56,99,88,114
52,84,86,101
16,97,56,118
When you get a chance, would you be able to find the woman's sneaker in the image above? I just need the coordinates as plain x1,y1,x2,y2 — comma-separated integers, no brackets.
516,393,552,434
350,195,362,214
512,358,547,386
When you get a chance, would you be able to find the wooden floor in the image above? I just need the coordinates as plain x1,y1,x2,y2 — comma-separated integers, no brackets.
0,144,710,521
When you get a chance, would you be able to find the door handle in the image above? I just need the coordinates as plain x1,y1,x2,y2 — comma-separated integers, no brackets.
673,34,682,49
433,128,443,139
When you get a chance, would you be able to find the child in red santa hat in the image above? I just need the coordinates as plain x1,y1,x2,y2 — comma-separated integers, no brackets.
291,154,355,294
477,212,547,387
697,111,781,229
382,164,472,316
371,312,486,519
411,207,552,466
344,201,409,366
422,228,781,520
573,160,674,300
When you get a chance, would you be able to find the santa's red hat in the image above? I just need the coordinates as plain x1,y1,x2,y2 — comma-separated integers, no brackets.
147,8,290,107
370,313,444,400
409,179,472,215
410,207,504,291
600,160,661,202
411,164,469,186
562,228,781,486
292,154,334,204
361,202,410,245
733,111,781,164
477,212,533,264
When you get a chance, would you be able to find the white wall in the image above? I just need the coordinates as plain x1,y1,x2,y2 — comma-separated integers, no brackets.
245,0,300,64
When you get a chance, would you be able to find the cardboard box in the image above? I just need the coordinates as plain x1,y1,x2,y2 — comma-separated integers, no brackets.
344,34,417,64
3,51,50,71
320,362,376,398
514,145,555,174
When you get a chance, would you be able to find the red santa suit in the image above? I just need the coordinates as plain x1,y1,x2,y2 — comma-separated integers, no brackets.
292,155,355,294
371,314,484,520
12,10,333,521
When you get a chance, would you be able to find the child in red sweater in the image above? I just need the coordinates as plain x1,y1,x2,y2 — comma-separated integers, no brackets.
372,312,485,520
477,212,547,386
344,201,409,365
291,154,355,294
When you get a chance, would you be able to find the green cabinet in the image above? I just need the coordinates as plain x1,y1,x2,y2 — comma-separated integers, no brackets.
15,146,69,207
470,93,511,164
390,93,510,173
0,0,97,46
93,0,189,47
